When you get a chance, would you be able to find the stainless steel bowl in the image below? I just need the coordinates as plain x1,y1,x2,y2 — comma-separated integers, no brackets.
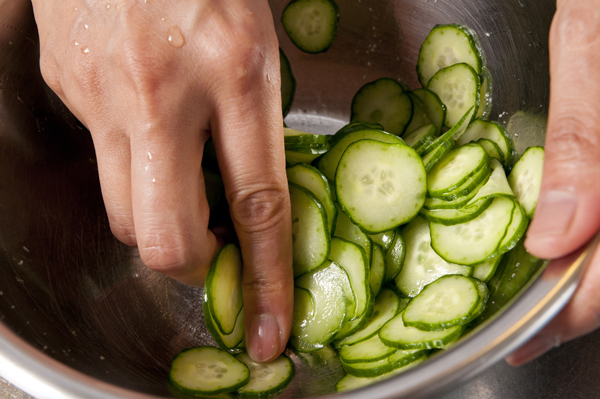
1,0,591,398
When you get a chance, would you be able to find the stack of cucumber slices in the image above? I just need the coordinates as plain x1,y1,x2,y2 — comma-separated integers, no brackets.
170,23,547,397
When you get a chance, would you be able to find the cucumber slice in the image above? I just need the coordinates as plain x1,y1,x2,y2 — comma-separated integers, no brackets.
423,174,489,210
368,229,396,251
403,123,436,151
328,237,372,339
336,288,400,347
427,63,480,128
476,70,493,119
280,49,295,116
317,128,405,181
394,217,471,297
420,105,476,157
384,228,405,282
412,88,447,136
203,299,245,352
333,202,372,265
472,254,503,282
235,353,294,396
339,333,397,364
369,244,386,296
289,183,330,277
430,196,516,265
456,119,514,167
477,138,503,162
429,157,491,202
329,121,385,147
287,163,337,235
379,309,463,350
336,356,427,392
468,278,490,323
508,146,544,218
336,140,426,233
402,275,481,331
284,128,328,147
404,92,433,135
351,78,413,136
281,0,339,54
465,158,514,206
496,201,529,255
340,348,427,378
169,347,250,396
285,149,327,166
417,24,483,87
427,143,490,198
292,261,354,352
422,139,453,173
420,197,493,226
205,244,243,335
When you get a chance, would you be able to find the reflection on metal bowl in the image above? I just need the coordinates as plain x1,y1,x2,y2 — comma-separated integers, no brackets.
2,0,597,398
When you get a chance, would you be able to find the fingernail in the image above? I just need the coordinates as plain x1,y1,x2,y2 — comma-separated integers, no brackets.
506,334,561,366
248,314,281,362
527,189,577,238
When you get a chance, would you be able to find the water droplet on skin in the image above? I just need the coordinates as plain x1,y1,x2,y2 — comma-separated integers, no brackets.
106,3,111,10
72,40,79,46
167,26,185,48
84,24,89,30
81,47,90,54
266,73,271,82
148,151,152,160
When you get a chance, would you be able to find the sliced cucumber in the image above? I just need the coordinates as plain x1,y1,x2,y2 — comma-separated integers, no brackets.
287,163,337,234
404,92,433,135
336,140,426,233
379,309,463,350
280,49,295,116
169,347,250,396
341,348,428,378
417,24,484,87
427,143,490,198
402,275,481,331
336,288,400,347
419,197,493,226
205,244,243,335
235,353,294,396
430,196,516,265
292,261,354,352
333,202,372,264
282,0,339,54
339,333,397,364
429,158,491,202
284,128,328,147
422,139,454,173
384,228,406,282
203,299,245,352
477,138,503,163
394,217,471,297
427,63,480,128
369,244,386,296
328,237,372,339
466,158,514,206
423,174,489,210
329,121,385,147
317,128,405,181
412,88,447,136
351,78,413,136
508,146,544,218
476,70,493,119
369,230,396,251
285,148,328,166
336,356,427,392
496,201,529,255
403,123,436,151
456,119,514,167
419,105,475,158
289,182,330,277
472,254,504,283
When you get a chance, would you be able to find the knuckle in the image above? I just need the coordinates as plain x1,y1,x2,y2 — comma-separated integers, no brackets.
552,4,600,50
109,220,137,247
39,47,63,95
547,108,600,172
229,187,289,234
242,272,287,301
138,233,196,275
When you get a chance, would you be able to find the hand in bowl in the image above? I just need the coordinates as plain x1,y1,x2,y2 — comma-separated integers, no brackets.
507,0,600,366
31,0,293,363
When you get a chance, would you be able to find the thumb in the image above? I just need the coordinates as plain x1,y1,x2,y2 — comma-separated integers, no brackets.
525,2,600,260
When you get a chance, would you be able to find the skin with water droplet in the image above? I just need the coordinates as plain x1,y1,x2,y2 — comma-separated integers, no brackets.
167,26,185,48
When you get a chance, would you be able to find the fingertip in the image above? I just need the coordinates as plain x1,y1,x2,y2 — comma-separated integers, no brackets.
247,313,283,363
505,333,561,367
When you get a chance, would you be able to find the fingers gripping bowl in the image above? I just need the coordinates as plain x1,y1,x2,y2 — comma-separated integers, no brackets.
0,0,587,398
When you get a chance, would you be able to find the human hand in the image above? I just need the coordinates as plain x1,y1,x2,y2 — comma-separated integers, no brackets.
31,0,293,362
506,0,600,366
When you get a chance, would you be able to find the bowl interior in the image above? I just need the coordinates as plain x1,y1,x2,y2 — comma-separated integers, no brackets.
0,0,553,397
